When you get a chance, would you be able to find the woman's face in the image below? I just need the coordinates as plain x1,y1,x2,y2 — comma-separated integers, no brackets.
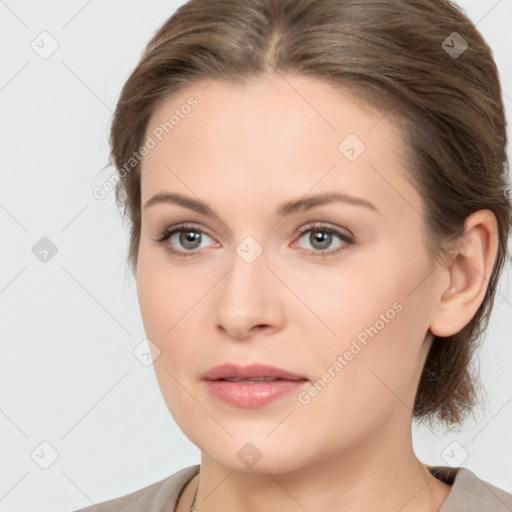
137,74,443,472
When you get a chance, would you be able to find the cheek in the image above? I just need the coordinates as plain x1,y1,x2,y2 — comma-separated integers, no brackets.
136,257,199,430
136,242,211,337
300,244,434,416
296,298,427,448
135,247,215,401
287,223,428,338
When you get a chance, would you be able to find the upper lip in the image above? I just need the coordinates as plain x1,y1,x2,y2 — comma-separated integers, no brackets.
202,363,308,381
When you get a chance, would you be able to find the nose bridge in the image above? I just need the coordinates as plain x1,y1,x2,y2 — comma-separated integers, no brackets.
222,236,269,309
213,235,282,337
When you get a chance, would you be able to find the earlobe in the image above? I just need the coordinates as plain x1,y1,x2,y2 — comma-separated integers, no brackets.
429,210,499,338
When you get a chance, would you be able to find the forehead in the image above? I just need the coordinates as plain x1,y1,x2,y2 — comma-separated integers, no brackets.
140,73,421,222
145,73,394,154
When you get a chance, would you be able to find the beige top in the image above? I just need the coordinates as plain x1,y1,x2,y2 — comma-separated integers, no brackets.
73,464,512,511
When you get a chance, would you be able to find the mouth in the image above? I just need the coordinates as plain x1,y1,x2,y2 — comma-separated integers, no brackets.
201,363,308,382
202,363,309,408
217,377,296,382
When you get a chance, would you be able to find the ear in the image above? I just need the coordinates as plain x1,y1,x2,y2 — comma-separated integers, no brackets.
429,210,500,338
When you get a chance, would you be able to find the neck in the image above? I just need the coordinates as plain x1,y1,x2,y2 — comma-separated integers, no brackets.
186,419,451,512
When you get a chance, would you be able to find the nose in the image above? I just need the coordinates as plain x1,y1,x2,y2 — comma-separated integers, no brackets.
213,244,285,340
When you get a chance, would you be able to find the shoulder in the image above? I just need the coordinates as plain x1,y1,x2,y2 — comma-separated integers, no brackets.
72,465,200,512
429,465,512,511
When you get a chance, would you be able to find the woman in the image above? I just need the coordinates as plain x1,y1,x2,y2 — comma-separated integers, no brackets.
76,0,512,510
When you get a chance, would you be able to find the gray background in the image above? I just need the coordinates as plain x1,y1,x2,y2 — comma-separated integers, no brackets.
1,1,511,511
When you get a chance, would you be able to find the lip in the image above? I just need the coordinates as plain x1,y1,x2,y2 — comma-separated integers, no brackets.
202,363,309,408
201,363,308,381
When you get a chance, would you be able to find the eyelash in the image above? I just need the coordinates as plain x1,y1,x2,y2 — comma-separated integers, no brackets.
153,222,355,259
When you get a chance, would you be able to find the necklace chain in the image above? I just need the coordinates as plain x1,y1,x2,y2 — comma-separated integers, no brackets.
187,475,199,511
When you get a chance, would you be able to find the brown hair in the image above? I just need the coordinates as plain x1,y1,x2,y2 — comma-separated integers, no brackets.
109,0,511,427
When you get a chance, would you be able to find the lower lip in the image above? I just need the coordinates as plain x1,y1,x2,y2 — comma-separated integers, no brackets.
204,379,308,408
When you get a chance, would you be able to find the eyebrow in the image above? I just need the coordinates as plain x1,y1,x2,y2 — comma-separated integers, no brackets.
142,191,378,217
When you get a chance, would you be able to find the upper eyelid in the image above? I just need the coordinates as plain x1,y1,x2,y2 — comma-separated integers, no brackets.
165,221,349,235
165,222,223,244
167,223,216,240
295,222,352,236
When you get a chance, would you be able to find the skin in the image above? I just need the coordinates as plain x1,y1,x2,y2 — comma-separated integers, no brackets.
136,73,499,512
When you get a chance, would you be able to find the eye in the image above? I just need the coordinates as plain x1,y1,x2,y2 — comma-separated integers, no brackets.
153,222,354,258
293,223,354,257
153,223,217,257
